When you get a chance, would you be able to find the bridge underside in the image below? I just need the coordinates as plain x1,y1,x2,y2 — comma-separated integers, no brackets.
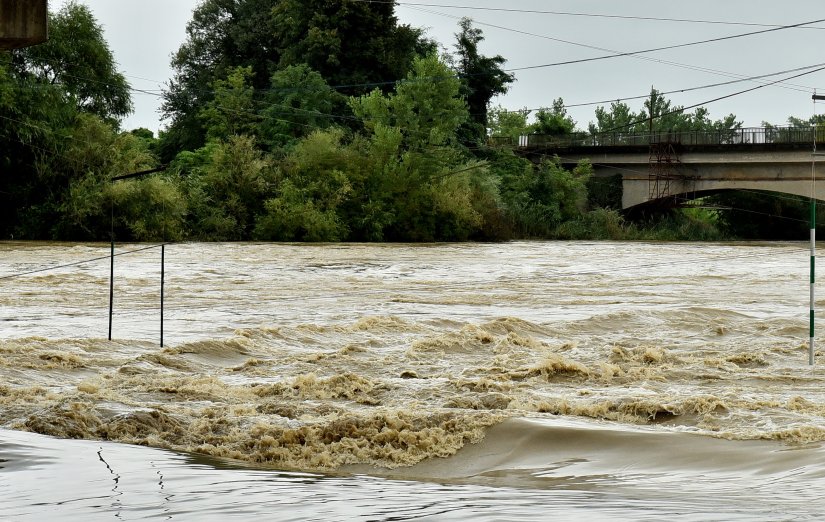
621,176,825,209
576,152,825,209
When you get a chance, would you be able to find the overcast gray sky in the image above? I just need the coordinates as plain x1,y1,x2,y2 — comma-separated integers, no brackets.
53,0,825,134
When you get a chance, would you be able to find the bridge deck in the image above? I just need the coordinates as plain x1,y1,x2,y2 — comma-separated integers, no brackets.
494,126,825,152
495,126,825,210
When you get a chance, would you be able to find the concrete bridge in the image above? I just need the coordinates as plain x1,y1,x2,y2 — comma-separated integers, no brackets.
510,127,825,209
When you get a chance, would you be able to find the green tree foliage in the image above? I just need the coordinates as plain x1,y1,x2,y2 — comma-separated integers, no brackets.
352,54,469,150
13,1,132,122
487,105,530,143
271,0,430,87
588,101,637,135
254,129,352,241
555,207,633,240
0,3,145,240
260,64,343,149
451,18,514,145
350,54,490,241
176,135,273,240
786,114,825,127
54,115,184,241
160,0,277,155
108,177,187,241
0,54,73,237
161,0,430,158
588,88,742,135
199,66,259,141
1,2,762,243
530,98,576,136
498,156,592,237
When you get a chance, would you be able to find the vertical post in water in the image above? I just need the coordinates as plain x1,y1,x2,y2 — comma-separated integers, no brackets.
161,244,165,348
109,175,115,341
812,194,816,366
108,239,114,341
811,93,824,365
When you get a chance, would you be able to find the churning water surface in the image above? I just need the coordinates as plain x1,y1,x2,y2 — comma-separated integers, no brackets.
1,241,825,520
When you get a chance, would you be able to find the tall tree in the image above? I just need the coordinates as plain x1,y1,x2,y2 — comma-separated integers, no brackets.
12,1,132,123
160,0,277,157
1,2,137,238
198,66,260,142
161,0,431,159
530,98,576,136
271,0,430,88
487,105,530,143
452,18,514,145
0,56,73,237
350,54,487,241
260,64,343,149
588,88,741,135
588,101,639,135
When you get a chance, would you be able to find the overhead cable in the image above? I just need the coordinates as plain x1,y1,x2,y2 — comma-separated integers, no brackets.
409,5,824,94
351,0,825,30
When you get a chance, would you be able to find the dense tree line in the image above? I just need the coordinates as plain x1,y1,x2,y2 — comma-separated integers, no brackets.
488,88,742,143
1,1,817,242
2,0,602,243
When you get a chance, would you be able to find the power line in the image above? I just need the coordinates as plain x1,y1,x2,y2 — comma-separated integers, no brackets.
353,0,825,30
14,63,818,164
45,57,825,132
16,10,820,125
0,243,170,282
492,62,825,117
409,5,824,94
548,65,825,137
91,11,824,103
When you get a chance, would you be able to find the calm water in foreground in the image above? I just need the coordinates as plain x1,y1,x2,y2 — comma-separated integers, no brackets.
2,241,825,520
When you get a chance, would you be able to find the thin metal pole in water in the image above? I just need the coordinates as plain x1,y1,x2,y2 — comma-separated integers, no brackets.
811,192,816,366
108,166,170,343
811,93,824,365
161,244,165,348
108,177,115,342
109,238,114,341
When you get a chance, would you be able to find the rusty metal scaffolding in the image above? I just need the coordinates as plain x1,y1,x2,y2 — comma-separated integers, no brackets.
648,141,695,205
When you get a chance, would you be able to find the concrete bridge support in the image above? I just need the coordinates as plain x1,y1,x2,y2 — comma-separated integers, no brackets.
561,149,825,209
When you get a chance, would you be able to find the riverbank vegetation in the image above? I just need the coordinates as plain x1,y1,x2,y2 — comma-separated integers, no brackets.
1,1,819,242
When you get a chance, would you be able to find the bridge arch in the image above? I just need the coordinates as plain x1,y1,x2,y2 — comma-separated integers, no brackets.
511,126,825,210
617,158,825,209
627,186,825,211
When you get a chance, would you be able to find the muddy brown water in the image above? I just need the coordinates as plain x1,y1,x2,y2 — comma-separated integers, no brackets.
2,241,825,520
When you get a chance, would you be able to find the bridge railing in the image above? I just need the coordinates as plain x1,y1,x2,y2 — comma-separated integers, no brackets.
497,126,825,149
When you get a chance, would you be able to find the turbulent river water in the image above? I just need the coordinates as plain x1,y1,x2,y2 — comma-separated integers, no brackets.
2,240,825,520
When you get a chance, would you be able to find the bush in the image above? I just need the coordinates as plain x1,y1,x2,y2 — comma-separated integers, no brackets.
556,208,635,240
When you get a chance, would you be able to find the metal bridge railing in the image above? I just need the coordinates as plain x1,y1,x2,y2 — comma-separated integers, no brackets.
495,126,825,149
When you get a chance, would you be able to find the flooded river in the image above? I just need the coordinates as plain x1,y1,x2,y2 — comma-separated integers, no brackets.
2,241,825,520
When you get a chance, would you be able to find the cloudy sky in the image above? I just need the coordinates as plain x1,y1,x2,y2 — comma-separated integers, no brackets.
52,0,825,134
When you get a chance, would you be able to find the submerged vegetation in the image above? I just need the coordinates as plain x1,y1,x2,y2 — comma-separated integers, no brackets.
0,1,816,242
